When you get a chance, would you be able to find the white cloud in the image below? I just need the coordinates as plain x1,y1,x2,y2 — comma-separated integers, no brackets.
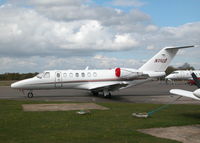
145,25,158,32
30,0,86,6
111,0,145,7
93,55,141,69
146,45,155,50
0,55,142,73
0,57,38,72
0,4,142,58
0,0,199,72
113,34,139,49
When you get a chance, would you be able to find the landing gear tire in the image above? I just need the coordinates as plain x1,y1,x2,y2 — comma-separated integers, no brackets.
107,93,112,98
104,92,111,98
27,92,33,98
92,91,99,96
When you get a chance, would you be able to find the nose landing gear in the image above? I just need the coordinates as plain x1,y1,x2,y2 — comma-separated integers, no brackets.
27,91,33,98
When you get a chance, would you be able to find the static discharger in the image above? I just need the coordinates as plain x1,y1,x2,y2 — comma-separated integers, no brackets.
132,96,182,118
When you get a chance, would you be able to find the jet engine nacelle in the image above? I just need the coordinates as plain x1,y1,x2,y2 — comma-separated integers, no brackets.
143,71,166,78
115,68,142,79
193,89,200,98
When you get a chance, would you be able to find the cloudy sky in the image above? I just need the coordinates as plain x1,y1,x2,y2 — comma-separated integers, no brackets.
0,0,199,73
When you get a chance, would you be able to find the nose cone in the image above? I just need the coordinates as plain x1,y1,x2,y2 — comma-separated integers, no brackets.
11,78,34,89
11,81,23,89
165,75,172,79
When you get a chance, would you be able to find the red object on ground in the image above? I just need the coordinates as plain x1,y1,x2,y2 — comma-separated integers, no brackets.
115,68,121,77
187,78,200,85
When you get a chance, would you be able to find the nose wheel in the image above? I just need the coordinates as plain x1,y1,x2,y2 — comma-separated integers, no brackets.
27,92,33,98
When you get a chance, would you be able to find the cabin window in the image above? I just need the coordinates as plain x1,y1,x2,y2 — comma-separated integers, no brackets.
44,72,50,78
75,73,79,77
63,73,67,78
57,73,60,78
87,72,91,77
93,72,97,77
81,73,85,77
69,73,73,77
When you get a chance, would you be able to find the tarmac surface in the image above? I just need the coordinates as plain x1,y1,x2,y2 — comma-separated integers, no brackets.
138,125,200,143
0,81,199,104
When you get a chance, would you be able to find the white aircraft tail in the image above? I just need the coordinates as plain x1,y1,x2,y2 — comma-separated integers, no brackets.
139,45,194,72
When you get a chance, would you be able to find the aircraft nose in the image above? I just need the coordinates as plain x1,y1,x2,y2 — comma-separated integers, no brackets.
165,74,174,79
11,82,20,89
165,75,171,79
11,80,26,89
11,78,35,89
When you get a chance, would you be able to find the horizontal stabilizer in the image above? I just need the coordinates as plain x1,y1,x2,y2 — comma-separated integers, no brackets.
170,89,200,101
164,45,194,50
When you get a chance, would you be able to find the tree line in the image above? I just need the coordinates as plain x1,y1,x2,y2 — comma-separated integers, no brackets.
0,72,38,80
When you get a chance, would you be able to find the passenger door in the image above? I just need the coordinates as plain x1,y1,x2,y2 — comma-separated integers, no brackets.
55,71,62,88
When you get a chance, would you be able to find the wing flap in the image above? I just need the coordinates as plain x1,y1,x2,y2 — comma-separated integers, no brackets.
170,89,200,100
89,82,128,92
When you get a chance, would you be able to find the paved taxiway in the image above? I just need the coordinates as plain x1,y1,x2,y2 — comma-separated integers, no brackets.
0,81,199,104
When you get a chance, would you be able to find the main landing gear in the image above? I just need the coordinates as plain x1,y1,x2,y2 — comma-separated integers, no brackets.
92,90,112,98
104,92,111,98
27,91,33,98
103,89,112,98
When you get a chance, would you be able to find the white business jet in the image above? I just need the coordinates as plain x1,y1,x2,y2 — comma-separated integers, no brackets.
170,73,200,101
11,45,194,98
165,70,200,80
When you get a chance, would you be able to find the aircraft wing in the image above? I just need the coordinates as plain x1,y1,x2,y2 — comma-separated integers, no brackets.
85,77,153,92
170,89,200,101
88,81,129,92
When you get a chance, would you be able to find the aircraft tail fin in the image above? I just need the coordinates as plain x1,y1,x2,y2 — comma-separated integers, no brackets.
191,72,200,88
139,45,194,72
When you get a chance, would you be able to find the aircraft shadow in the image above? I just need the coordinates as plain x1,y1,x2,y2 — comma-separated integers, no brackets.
29,93,132,102
181,113,200,119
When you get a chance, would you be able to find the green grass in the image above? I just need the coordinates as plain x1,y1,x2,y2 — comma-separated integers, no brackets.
0,100,200,143
0,81,15,86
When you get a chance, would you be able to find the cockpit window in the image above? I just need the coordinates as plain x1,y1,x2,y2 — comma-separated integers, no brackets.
36,73,43,79
44,72,50,78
